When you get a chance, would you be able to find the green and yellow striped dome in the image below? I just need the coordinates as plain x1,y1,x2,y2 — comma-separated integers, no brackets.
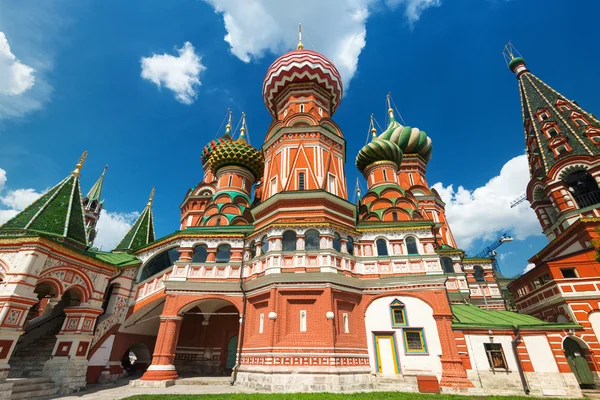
209,137,265,180
380,118,433,162
356,138,403,173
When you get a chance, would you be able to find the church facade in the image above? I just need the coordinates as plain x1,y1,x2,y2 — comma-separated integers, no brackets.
0,42,597,398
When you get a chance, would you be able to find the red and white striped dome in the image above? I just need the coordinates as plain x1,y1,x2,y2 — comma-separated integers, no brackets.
262,49,343,117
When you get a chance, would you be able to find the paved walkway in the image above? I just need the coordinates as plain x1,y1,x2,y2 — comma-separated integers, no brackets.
57,377,255,400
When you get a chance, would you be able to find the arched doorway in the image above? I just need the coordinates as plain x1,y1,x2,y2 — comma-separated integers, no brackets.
9,286,82,378
564,337,596,388
121,343,152,377
176,298,240,377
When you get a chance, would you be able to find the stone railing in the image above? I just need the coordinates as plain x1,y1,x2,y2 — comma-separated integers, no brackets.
91,294,128,346
136,270,171,301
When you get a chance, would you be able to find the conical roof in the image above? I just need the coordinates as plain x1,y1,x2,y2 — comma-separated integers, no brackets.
509,56,600,177
86,165,107,201
113,189,156,253
0,152,89,247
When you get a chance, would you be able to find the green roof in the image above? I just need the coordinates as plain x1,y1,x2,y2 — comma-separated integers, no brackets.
86,165,107,201
87,249,140,267
113,194,156,253
451,304,581,330
0,173,88,247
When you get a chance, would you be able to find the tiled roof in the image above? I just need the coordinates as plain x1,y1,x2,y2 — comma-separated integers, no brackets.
113,191,156,253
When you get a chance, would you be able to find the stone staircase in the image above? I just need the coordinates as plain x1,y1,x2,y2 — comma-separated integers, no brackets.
583,388,600,399
9,377,58,400
8,323,61,378
175,376,231,386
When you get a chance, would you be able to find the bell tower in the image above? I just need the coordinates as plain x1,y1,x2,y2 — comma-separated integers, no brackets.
505,44,600,241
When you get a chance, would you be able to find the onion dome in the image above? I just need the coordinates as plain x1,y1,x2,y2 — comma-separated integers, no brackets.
209,113,265,180
263,49,343,117
356,116,403,173
379,106,433,162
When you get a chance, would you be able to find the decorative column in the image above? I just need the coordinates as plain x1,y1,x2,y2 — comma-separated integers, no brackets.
42,306,103,395
140,316,182,381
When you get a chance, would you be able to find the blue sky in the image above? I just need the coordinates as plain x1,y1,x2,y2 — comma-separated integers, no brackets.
0,0,599,277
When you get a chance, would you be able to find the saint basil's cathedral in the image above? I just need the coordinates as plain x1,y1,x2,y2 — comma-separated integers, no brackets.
0,36,598,398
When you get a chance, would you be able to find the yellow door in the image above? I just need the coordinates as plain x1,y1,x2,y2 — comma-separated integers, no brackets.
375,334,399,376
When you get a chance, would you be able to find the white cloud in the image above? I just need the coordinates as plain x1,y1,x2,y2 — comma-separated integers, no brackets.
94,210,138,251
0,169,6,191
0,32,35,96
385,0,441,26
523,263,536,274
432,154,542,250
0,168,42,225
141,42,206,104
202,0,439,88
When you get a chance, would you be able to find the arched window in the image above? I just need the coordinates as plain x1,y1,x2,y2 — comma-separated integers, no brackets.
216,244,231,263
305,230,320,250
260,235,269,255
565,170,600,208
376,239,389,256
392,212,398,221
249,241,257,259
406,237,419,255
346,237,354,255
333,233,341,252
473,266,485,282
138,247,180,282
192,244,208,263
441,257,454,274
283,231,297,252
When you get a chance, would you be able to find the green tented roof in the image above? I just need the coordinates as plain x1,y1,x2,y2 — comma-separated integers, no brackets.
113,201,155,253
451,304,580,330
86,166,107,201
0,174,87,247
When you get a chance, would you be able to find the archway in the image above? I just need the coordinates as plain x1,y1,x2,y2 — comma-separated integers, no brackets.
564,337,596,388
175,298,240,377
9,286,82,378
121,343,152,377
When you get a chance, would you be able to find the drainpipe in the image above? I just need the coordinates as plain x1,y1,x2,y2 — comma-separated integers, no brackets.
231,234,248,385
511,327,530,395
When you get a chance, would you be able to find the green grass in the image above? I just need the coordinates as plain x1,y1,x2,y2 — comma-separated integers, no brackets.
124,393,560,400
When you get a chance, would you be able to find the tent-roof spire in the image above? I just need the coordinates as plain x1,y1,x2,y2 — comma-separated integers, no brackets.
113,188,156,253
86,165,108,201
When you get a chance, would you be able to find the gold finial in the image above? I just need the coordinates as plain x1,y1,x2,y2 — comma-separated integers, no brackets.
370,114,377,139
72,151,88,177
297,23,304,50
504,42,515,59
102,165,108,175
238,112,247,143
386,92,395,119
225,108,232,134
147,187,155,206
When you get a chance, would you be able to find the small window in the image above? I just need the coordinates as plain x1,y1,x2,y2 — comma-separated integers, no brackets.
216,218,221,226
271,178,277,196
403,329,427,354
346,237,354,255
228,175,233,187
441,257,454,273
484,343,508,370
300,104,305,113
546,127,559,137
283,231,297,252
405,237,418,255
376,239,388,256
305,230,320,251
298,172,305,190
408,173,414,186
300,310,307,332
574,118,588,127
249,240,257,259
318,107,323,117
392,212,398,221
192,245,208,263
260,235,269,255
474,266,485,282
328,174,337,195
382,169,387,181
559,105,570,112
390,301,407,327
333,233,341,252
259,314,264,334
560,268,578,279
215,244,231,263
343,313,349,333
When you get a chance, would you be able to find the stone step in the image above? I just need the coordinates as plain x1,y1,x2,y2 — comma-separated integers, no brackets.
11,387,58,400
175,377,231,386
583,389,600,399
10,377,52,387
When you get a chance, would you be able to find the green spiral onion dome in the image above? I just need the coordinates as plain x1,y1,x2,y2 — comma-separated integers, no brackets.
209,136,265,180
379,117,433,162
356,138,403,173
201,137,228,166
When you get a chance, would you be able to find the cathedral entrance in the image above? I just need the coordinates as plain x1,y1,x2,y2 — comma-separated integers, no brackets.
176,299,240,377
374,333,400,376
564,337,596,388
